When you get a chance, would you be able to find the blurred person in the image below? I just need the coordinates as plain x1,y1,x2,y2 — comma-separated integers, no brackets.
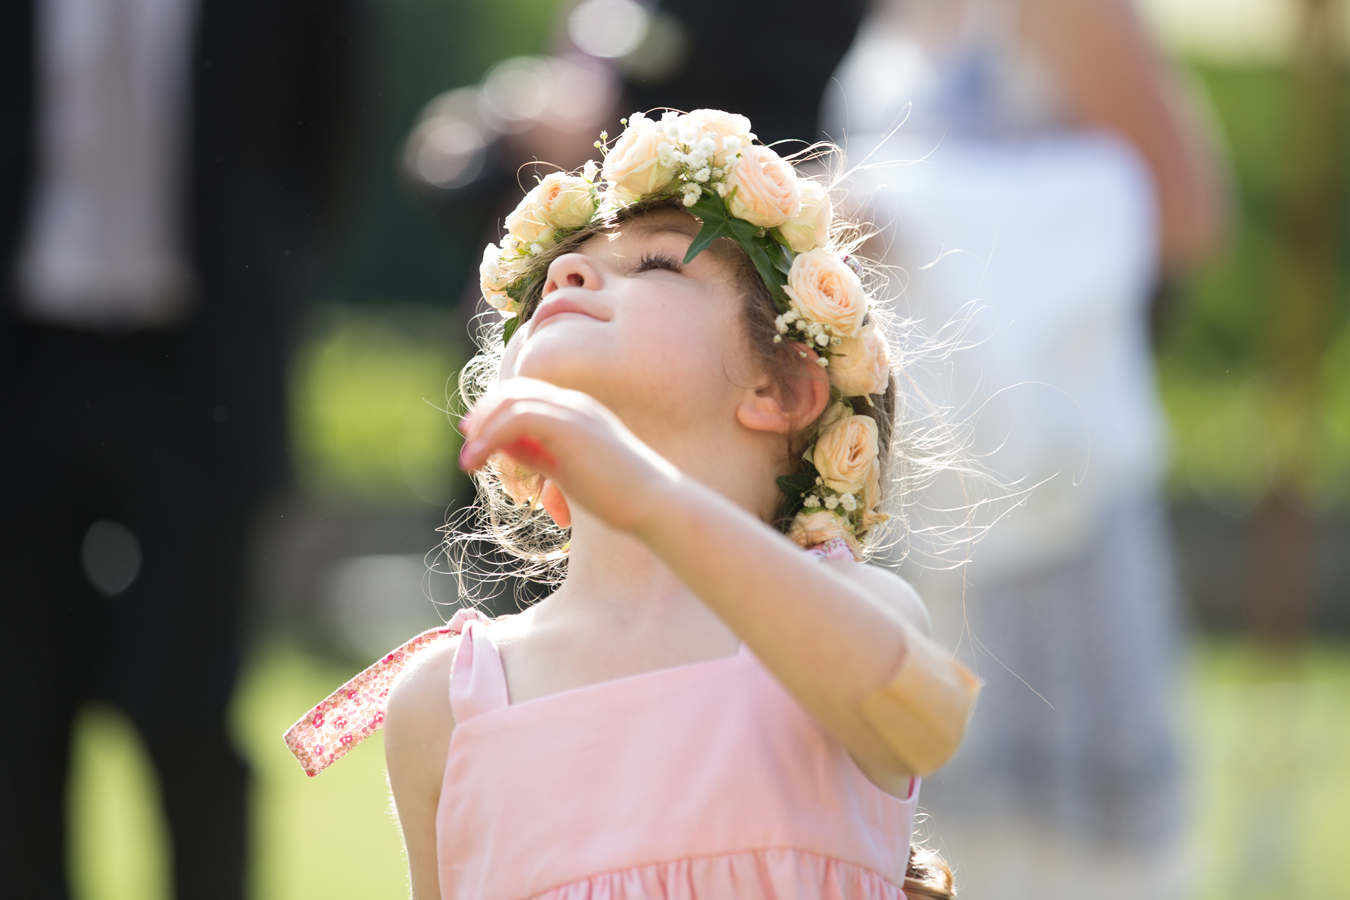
404,0,869,286
284,110,977,900
822,1,1228,898
0,1,358,897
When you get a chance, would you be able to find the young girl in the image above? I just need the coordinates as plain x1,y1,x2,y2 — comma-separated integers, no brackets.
285,109,979,900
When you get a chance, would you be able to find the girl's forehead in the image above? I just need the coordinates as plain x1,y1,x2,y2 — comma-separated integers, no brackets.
587,208,701,251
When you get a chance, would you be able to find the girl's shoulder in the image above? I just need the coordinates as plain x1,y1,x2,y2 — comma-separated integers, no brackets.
384,610,526,760
385,631,463,770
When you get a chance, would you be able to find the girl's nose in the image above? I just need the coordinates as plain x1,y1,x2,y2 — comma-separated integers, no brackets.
542,253,602,296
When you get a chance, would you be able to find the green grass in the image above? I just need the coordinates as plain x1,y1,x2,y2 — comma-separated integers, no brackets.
68,638,1350,899
1186,641,1350,900
70,643,409,900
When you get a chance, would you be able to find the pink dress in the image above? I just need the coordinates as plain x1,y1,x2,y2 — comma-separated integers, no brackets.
438,616,920,900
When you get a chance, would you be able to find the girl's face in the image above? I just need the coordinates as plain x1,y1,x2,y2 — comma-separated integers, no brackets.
503,207,760,439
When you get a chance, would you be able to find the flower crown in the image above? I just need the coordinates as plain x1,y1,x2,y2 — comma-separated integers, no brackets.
478,109,891,559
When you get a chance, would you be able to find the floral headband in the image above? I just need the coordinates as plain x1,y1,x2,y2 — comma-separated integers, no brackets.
478,109,891,559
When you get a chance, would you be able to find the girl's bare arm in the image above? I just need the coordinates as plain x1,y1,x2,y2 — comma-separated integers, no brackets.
384,637,461,899
461,379,971,787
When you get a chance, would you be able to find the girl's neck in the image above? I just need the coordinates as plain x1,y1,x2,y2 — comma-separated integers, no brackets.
549,510,693,623
532,429,778,635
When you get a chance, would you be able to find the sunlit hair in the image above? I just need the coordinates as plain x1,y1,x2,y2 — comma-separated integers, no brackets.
904,843,957,899
438,146,991,604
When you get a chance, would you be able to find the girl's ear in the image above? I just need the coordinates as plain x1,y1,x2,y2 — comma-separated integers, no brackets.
736,349,831,435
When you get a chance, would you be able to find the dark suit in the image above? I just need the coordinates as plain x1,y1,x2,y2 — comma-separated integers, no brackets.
622,0,866,148
0,2,359,897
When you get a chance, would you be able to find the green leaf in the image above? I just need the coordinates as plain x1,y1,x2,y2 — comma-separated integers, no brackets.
683,191,794,306
740,235,789,304
502,314,521,345
683,192,737,263
777,466,820,520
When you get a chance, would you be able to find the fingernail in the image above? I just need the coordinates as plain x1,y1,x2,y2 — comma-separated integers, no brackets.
460,439,484,467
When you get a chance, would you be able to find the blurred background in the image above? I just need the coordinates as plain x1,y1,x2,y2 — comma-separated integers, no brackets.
1,0,1345,898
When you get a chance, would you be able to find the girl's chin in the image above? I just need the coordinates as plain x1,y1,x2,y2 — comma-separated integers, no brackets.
510,353,603,394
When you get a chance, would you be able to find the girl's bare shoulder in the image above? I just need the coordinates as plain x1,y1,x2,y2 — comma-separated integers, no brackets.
384,633,462,777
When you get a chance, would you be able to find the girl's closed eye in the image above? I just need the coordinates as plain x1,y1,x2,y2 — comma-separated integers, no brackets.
632,252,684,275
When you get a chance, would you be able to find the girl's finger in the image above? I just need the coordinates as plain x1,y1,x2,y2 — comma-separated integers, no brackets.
500,436,558,475
458,402,570,473
538,479,571,527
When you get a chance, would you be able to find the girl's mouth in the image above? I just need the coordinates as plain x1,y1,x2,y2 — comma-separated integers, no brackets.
531,295,603,332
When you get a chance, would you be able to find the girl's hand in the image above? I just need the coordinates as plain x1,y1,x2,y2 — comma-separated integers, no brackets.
459,378,681,534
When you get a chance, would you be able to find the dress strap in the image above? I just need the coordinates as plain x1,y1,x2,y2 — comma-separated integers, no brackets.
450,618,510,723
283,606,486,777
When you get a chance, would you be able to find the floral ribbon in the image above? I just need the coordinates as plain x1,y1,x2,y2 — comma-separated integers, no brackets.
283,608,485,777
284,542,851,777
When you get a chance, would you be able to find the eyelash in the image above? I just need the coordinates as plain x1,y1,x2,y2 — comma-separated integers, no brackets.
634,252,683,274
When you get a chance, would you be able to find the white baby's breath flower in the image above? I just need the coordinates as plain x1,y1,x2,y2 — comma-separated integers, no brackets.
684,110,754,167
582,159,598,182
825,496,840,510
529,242,543,255
804,494,820,508
839,493,857,512
694,167,711,183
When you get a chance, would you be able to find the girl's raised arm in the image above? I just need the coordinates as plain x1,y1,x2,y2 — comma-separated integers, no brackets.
461,378,976,791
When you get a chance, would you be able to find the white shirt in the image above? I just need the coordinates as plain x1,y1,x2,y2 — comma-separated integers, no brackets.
16,0,198,329
826,20,1168,579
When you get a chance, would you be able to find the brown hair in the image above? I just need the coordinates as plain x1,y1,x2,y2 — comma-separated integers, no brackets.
905,844,956,899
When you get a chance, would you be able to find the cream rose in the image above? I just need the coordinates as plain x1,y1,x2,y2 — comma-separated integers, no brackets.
777,179,832,252
536,172,597,230
817,400,850,433
784,249,867,338
859,459,890,531
504,191,556,246
787,509,861,558
603,117,677,202
808,411,879,494
828,324,890,397
479,243,516,311
685,108,754,166
726,144,801,228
